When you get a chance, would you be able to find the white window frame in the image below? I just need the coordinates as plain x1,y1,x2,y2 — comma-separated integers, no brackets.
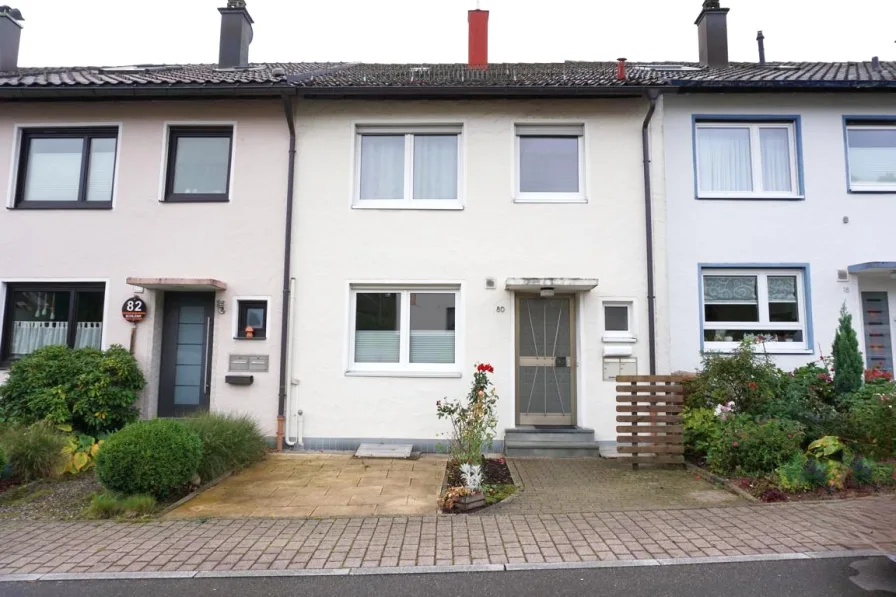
845,123,896,192
695,121,800,199
514,124,586,203
701,268,808,353
601,300,636,343
352,125,463,210
347,285,462,376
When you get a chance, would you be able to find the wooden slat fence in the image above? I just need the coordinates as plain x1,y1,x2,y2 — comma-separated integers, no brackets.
615,375,692,469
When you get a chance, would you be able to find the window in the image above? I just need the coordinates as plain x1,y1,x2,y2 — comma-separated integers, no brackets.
701,269,808,352
350,288,459,373
845,122,896,192
164,126,233,202
515,124,585,202
695,120,800,198
14,127,118,208
236,300,267,339
1,283,105,362
355,125,462,208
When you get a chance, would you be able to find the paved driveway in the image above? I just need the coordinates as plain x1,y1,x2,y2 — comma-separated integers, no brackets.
166,453,447,519
486,458,745,514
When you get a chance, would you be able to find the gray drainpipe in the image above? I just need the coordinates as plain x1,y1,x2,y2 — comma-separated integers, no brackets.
641,89,660,375
276,93,297,450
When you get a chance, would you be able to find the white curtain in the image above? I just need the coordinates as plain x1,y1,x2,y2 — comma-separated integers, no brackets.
760,128,792,192
847,129,896,184
359,135,405,199
413,135,458,199
86,138,116,202
409,330,455,363
697,128,753,192
11,321,103,356
23,138,83,202
354,331,400,363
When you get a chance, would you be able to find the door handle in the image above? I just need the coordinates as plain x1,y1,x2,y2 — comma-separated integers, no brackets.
203,316,211,394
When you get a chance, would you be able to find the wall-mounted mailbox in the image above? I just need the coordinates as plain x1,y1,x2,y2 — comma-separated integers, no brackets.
603,358,637,382
230,354,269,372
225,375,254,386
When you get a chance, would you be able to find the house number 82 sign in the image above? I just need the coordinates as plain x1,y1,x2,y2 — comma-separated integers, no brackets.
121,297,148,323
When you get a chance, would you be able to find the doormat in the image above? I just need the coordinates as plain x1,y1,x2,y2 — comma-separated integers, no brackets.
354,443,414,459
532,425,577,430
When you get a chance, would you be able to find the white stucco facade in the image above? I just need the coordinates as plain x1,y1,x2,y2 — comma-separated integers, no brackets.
0,100,288,436
288,98,668,447
663,93,896,374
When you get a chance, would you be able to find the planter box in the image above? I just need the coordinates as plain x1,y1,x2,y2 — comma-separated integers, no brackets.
455,492,486,512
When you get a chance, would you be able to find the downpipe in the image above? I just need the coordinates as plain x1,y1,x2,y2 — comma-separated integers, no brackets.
641,89,660,375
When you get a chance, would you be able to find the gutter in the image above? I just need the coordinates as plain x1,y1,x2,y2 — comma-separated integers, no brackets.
276,93,297,451
641,89,660,375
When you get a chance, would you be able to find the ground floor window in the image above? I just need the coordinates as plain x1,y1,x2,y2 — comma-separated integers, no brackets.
701,268,809,352
1,282,105,362
350,287,458,373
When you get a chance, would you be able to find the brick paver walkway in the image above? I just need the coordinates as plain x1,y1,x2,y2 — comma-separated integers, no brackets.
489,458,744,514
1,497,893,575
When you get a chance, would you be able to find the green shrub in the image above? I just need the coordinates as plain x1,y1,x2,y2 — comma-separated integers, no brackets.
0,424,68,481
96,419,202,499
683,407,721,461
0,443,7,474
687,339,782,414
707,415,804,476
832,304,864,397
871,462,896,486
88,492,156,519
0,345,145,435
776,452,813,492
182,413,266,483
839,385,896,459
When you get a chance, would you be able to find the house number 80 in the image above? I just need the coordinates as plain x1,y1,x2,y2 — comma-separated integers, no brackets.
496,306,506,313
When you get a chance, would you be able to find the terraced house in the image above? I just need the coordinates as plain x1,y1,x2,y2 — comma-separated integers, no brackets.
0,1,893,454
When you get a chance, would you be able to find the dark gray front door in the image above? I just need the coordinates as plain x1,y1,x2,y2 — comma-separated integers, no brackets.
515,296,576,426
862,291,893,374
158,292,215,417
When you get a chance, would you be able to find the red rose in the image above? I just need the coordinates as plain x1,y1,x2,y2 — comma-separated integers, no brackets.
732,441,739,447
748,382,758,390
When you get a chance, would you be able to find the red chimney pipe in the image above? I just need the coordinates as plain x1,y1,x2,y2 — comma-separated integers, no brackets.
468,9,489,69
617,57,627,81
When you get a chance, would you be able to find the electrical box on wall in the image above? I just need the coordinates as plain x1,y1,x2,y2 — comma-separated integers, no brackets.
603,357,637,382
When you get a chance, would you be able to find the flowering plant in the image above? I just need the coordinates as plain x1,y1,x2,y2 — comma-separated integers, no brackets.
865,367,894,384
714,401,735,421
459,463,483,492
436,363,499,466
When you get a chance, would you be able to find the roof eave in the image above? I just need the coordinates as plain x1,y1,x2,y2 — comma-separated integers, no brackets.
294,84,669,99
0,83,289,100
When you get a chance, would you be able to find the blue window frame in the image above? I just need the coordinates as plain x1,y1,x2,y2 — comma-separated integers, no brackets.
698,264,813,354
692,115,805,200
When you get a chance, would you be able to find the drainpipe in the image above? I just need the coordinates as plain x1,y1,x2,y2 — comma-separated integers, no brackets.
276,93,297,451
641,89,660,375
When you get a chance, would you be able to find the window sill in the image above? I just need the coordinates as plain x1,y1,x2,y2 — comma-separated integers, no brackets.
9,202,113,210
345,370,462,379
704,345,813,355
164,195,230,203
696,195,805,201
848,187,896,194
602,335,637,344
351,201,464,211
233,337,268,341
513,195,587,204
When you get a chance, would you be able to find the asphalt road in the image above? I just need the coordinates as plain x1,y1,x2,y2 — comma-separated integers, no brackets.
2,558,894,597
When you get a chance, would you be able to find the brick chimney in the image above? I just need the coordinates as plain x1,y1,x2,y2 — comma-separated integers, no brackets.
218,0,254,69
695,0,729,68
0,5,24,73
468,9,488,69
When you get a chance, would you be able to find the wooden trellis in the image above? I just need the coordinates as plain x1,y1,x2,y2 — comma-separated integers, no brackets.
615,375,691,469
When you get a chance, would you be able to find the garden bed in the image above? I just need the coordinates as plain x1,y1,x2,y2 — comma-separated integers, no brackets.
0,472,102,520
440,458,516,513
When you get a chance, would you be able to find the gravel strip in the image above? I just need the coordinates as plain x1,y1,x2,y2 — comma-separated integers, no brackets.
0,474,101,520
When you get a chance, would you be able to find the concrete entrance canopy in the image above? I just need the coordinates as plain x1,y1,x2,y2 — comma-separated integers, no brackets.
126,277,227,291
504,277,598,292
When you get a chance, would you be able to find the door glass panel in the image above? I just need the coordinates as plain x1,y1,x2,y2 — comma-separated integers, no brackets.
518,298,573,422
174,304,205,406
862,292,893,374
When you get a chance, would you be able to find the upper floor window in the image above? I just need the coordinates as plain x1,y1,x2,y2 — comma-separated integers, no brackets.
695,120,801,199
845,121,896,192
515,124,585,203
355,125,462,209
14,127,118,209
164,126,233,202
1,282,105,363
701,268,808,353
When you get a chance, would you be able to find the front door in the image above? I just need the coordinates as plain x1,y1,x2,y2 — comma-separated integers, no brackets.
158,292,215,417
862,291,893,374
515,295,576,426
